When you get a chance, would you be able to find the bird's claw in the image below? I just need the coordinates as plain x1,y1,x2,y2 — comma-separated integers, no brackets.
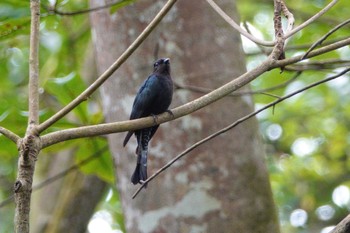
151,114,158,125
165,109,174,119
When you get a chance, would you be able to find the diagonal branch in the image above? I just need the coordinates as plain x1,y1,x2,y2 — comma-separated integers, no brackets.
132,67,350,198
331,214,350,233
40,36,350,148
302,18,350,59
0,126,21,144
45,0,135,16
41,58,272,148
0,145,109,209
285,0,339,38
36,0,178,134
175,71,301,97
206,0,275,47
275,37,350,67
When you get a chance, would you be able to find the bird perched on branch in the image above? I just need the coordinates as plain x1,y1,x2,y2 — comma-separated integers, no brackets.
123,58,173,186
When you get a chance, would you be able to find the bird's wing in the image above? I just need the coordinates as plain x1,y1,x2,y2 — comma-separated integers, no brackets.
123,131,133,147
123,75,158,147
130,75,158,119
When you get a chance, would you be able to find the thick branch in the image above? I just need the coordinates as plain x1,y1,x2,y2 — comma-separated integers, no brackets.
36,0,178,133
41,59,274,148
15,134,41,233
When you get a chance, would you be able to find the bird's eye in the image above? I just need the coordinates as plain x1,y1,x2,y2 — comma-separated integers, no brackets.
154,62,159,68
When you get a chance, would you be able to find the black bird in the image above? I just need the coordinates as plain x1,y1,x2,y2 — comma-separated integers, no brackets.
123,58,173,186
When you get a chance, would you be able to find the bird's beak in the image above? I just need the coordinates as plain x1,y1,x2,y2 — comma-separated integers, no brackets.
164,58,170,64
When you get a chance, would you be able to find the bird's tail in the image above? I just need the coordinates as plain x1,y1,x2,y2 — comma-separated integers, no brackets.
123,131,134,147
131,129,151,187
131,149,148,187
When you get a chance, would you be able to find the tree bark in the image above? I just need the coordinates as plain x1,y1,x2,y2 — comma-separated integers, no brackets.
90,0,280,232
331,214,350,233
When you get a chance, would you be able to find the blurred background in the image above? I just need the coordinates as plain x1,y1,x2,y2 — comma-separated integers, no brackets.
0,0,349,232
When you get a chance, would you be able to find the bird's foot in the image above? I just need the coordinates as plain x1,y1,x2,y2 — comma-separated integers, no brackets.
165,109,174,119
151,114,158,125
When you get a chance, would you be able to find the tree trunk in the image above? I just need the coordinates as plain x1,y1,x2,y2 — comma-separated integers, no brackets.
90,1,280,232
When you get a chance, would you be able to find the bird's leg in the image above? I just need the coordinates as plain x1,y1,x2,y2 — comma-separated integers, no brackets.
165,109,174,119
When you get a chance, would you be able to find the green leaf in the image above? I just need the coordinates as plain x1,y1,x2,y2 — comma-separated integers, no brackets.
75,138,115,184
45,72,89,124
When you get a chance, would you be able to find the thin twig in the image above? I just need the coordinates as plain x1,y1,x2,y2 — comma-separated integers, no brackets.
44,0,135,16
285,59,350,71
275,37,350,68
132,67,350,198
0,145,109,209
0,195,13,208
206,0,275,47
32,145,109,190
0,126,21,144
28,0,40,128
280,0,294,34
302,18,350,59
246,36,349,56
37,0,178,134
242,22,270,56
175,71,301,96
285,0,339,38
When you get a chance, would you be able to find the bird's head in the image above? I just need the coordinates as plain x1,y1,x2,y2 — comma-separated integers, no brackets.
153,58,170,74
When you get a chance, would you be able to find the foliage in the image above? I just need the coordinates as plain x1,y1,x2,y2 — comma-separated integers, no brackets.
0,0,117,231
0,0,349,232
239,0,350,232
